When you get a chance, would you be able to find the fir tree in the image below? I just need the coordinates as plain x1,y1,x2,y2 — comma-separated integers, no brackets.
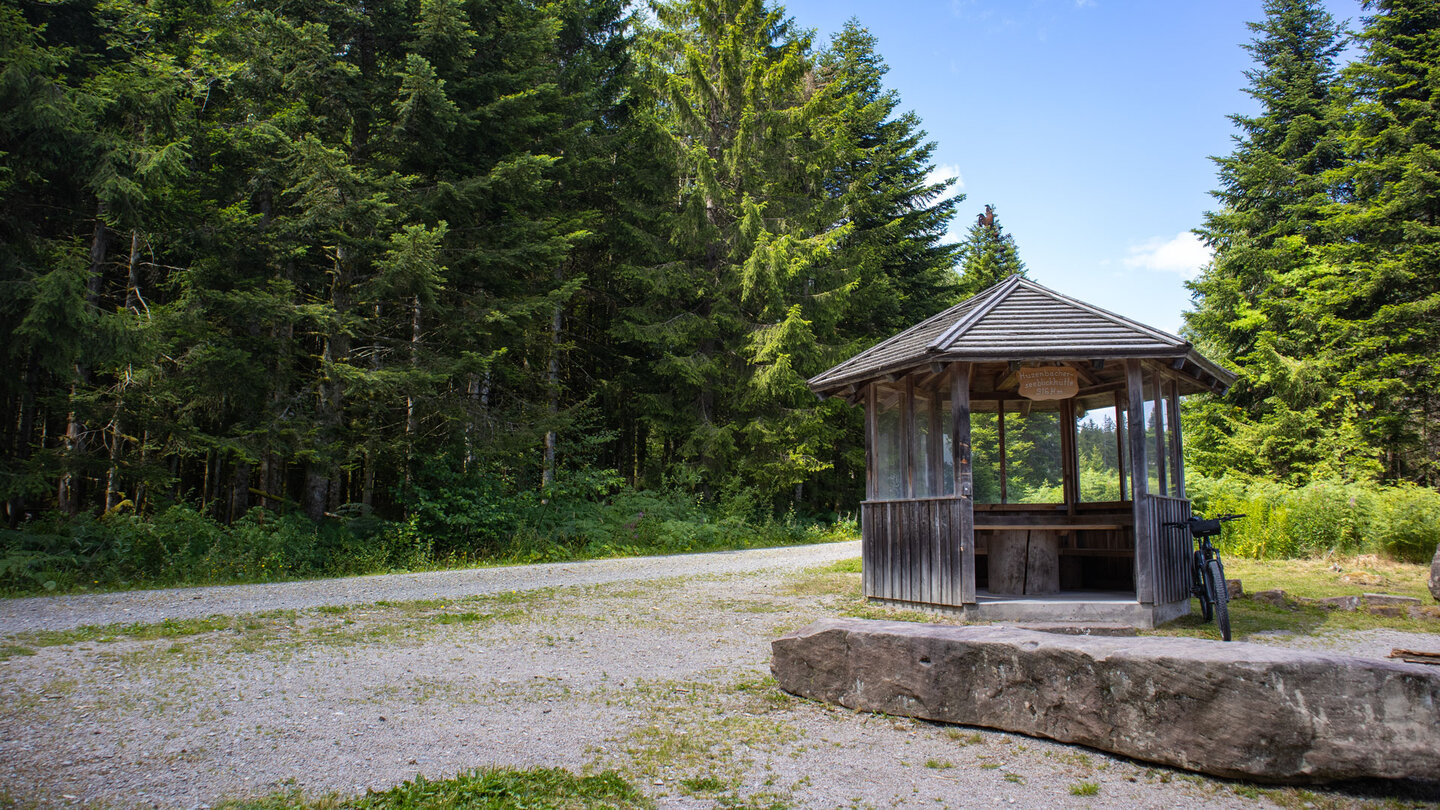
1320,0,1440,485
956,204,1025,297
1183,0,1359,483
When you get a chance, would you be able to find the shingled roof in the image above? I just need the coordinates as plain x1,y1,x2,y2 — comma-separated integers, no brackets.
808,275,1236,396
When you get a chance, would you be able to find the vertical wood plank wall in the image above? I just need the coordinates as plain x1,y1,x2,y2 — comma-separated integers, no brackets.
861,498,969,606
1150,494,1193,604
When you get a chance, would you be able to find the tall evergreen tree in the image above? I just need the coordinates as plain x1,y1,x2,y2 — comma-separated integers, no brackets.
806,20,961,513
1319,0,1440,485
628,0,850,504
1183,0,1359,483
956,204,1025,296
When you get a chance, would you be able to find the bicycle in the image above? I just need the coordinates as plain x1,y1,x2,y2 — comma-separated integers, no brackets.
1162,513,1242,641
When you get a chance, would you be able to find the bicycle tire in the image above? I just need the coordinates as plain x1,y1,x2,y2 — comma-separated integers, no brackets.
1206,557,1231,641
1193,550,1212,622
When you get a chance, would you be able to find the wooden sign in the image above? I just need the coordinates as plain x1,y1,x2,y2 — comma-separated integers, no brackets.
1017,366,1078,400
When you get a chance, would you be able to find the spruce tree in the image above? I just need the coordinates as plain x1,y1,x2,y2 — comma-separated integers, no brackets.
1320,0,1440,485
956,204,1025,297
1184,0,1358,482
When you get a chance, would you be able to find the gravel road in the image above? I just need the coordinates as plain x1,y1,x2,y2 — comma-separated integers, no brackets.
1,542,1434,810
0,543,863,634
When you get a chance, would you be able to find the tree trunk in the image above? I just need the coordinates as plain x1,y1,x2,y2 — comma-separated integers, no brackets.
304,465,329,521
405,295,420,484
230,460,251,521
57,381,83,515
125,230,143,313
307,246,351,521
543,270,562,489
9,351,39,526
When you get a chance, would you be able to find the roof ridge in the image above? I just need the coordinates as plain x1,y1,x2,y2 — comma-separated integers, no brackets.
925,274,1022,352
1007,277,1187,347
805,293,985,387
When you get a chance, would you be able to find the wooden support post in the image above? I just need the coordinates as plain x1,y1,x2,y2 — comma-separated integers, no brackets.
865,384,878,500
1126,360,1153,604
1061,397,1078,516
1113,390,1127,502
902,376,915,498
998,406,1008,503
928,392,943,498
950,362,975,604
1168,378,1185,499
1152,368,1168,497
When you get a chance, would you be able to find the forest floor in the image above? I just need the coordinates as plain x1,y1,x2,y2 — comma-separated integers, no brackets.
1,542,1437,810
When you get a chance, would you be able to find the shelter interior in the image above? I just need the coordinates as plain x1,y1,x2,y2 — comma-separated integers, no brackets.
867,358,1188,600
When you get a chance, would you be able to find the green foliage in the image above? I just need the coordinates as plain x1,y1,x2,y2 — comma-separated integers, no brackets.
0,505,420,595
221,768,650,810
1188,0,1440,488
1370,484,1440,564
1186,474,1439,563
0,477,854,596
0,0,958,536
956,204,1025,297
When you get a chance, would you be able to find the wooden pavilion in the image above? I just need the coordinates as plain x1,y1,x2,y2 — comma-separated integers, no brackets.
808,275,1237,626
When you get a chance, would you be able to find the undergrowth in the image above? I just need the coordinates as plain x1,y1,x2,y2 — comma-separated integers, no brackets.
0,482,856,597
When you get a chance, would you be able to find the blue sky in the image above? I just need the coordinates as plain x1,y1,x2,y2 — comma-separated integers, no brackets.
780,0,1362,335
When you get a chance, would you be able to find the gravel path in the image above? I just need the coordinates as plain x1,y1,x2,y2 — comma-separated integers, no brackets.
0,543,862,634
1,542,1434,810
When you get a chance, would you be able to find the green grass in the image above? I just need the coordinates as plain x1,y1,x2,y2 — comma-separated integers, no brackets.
8,613,286,648
1069,781,1100,796
218,768,650,809
0,643,37,661
1224,555,1432,601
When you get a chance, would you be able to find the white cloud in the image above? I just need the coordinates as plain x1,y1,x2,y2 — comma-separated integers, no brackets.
1123,232,1211,279
926,163,965,192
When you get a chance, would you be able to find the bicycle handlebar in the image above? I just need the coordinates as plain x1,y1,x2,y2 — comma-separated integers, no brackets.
1162,514,1245,530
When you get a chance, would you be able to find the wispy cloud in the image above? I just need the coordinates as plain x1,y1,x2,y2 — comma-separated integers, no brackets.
1123,232,1211,278
926,163,965,192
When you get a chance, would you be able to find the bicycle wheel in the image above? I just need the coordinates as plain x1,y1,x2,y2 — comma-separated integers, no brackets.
1193,550,1212,622
1205,558,1231,641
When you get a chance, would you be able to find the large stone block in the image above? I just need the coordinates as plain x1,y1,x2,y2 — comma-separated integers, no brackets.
772,618,1440,783
1430,542,1439,602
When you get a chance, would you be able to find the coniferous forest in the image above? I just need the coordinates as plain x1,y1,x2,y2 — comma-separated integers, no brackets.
1,0,1437,591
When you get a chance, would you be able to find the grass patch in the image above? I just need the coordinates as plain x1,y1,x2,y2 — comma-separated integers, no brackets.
595,675,803,805
0,643,36,660
8,613,285,648
1224,555,1431,601
677,775,730,795
924,760,953,770
218,767,650,809
1069,781,1100,796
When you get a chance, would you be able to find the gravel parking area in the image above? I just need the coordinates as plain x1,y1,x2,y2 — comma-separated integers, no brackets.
1,542,1434,809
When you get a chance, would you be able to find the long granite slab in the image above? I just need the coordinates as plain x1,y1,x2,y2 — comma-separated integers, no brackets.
771,618,1440,783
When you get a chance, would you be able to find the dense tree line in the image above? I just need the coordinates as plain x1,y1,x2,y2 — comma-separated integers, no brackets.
0,0,963,529
1187,0,1440,489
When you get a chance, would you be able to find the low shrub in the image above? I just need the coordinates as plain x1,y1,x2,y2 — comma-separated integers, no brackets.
1187,474,1439,563
0,471,855,596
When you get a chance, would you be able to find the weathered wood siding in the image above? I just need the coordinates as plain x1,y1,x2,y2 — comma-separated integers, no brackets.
1150,494,1192,605
861,497,970,607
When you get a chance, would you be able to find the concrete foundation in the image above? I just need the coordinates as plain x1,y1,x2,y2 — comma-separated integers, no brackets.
870,590,1190,629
